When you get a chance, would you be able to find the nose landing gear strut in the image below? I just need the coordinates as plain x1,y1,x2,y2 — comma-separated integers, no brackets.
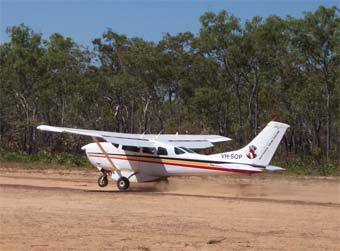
97,175,108,187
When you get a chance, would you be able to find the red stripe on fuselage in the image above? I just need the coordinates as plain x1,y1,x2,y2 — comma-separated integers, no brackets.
88,153,262,174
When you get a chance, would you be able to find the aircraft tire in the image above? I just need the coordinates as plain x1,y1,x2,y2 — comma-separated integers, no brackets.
117,177,130,191
98,176,108,187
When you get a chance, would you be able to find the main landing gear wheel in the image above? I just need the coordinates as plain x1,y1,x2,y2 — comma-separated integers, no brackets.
98,176,108,187
117,177,130,191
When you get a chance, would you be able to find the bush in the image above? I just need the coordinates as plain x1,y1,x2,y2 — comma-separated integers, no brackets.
274,159,340,176
0,151,90,167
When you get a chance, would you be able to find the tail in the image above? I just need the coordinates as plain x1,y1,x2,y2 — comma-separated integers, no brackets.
213,121,290,167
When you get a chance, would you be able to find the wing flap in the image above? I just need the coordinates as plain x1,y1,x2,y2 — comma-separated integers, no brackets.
168,141,214,149
102,137,155,147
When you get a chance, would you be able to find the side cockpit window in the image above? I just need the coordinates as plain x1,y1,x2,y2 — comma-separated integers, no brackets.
112,143,119,148
157,147,168,156
142,147,156,154
122,145,140,152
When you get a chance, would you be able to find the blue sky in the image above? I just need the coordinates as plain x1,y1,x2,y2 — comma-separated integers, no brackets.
0,0,338,46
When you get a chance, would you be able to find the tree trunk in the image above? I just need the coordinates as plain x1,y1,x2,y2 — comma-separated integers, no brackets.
143,97,151,133
247,67,259,139
254,93,259,136
235,82,244,145
248,82,257,139
130,99,135,133
325,86,331,161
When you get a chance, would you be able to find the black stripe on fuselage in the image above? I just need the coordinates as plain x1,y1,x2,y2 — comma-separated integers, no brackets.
86,152,265,168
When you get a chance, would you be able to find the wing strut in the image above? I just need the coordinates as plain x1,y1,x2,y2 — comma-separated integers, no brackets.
92,137,122,177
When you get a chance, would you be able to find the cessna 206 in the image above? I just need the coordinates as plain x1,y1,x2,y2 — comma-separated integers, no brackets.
37,121,289,191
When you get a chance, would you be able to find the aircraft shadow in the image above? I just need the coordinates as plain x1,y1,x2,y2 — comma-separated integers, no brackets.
83,189,340,208
85,187,161,193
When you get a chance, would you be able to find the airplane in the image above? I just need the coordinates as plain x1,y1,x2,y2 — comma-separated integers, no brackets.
37,121,289,191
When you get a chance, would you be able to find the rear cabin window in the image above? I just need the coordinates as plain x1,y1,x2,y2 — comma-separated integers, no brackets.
122,145,140,152
157,147,168,155
142,147,156,154
174,147,185,155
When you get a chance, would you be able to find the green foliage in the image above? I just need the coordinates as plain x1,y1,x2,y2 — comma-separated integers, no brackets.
275,160,340,176
0,6,339,174
0,152,90,167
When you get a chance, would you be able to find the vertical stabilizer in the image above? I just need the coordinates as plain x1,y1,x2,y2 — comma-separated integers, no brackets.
212,121,289,166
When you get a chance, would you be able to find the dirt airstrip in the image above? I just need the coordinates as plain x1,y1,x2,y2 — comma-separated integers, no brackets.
0,163,339,250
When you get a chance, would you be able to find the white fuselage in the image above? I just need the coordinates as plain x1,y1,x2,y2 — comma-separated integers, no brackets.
82,142,263,182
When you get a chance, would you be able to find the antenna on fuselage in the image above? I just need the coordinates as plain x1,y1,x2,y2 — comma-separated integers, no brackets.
155,130,163,139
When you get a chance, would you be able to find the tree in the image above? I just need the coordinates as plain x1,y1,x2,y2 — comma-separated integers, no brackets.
1,24,45,153
0,6,339,168
289,6,339,160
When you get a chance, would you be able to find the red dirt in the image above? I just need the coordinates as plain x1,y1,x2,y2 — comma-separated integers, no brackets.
0,163,339,250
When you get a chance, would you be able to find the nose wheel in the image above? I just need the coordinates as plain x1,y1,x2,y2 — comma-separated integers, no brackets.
98,176,108,187
117,177,130,191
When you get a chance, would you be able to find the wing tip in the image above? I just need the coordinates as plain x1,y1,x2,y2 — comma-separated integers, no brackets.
269,121,290,128
37,125,63,133
37,125,48,130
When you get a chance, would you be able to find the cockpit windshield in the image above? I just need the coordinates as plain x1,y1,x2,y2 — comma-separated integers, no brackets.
180,147,195,153
174,147,185,155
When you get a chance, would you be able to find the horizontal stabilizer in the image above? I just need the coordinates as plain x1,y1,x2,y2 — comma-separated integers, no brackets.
265,165,285,172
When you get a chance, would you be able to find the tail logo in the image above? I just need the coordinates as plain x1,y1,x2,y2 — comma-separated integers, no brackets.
246,145,257,159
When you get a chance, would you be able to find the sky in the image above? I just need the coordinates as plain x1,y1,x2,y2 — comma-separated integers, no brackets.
0,0,338,47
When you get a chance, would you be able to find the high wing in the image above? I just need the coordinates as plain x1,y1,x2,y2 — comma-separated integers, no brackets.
37,125,231,149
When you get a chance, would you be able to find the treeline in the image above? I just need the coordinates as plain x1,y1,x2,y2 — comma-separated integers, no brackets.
0,6,339,166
